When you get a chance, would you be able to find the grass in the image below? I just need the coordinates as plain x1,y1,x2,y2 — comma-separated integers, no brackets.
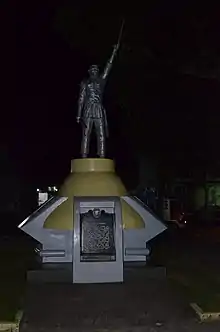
0,236,33,321
151,232,220,312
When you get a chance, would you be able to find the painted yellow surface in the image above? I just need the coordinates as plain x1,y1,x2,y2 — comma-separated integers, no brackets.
44,158,145,230
60,159,126,197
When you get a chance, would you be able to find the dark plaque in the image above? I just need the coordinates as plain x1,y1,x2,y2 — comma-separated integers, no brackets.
80,209,116,262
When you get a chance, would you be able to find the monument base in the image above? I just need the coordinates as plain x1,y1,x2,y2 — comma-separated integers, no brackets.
59,158,128,198
27,264,166,284
44,157,145,230
19,157,166,285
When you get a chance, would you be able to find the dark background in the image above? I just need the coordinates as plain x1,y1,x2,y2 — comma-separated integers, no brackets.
6,2,220,196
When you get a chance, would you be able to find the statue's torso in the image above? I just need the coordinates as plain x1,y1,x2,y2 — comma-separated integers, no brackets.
83,78,105,118
86,78,104,104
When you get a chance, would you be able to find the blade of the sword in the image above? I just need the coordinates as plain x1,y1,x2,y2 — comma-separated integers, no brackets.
117,19,125,46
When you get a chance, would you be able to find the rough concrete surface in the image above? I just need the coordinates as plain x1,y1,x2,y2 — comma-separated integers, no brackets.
20,277,220,332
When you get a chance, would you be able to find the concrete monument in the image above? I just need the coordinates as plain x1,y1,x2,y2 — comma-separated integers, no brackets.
18,23,166,283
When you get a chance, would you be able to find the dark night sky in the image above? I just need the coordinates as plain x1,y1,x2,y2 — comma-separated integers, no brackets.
12,2,220,188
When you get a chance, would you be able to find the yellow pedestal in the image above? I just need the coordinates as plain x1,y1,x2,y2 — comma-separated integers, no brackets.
44,158,144,230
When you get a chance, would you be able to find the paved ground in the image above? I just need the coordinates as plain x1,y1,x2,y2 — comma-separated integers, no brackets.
18,230,220,332
20,276,220,332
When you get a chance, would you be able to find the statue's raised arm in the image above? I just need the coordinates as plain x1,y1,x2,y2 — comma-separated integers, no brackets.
102,44,119,80
102,19,124,80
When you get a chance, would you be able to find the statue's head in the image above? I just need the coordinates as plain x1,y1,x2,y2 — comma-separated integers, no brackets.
88,65,99,78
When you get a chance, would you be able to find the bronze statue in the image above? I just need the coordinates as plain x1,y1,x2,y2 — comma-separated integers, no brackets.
77,21,124,158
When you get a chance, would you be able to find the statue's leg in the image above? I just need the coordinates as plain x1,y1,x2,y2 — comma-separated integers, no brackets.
81,118,92,158
95,118,105,158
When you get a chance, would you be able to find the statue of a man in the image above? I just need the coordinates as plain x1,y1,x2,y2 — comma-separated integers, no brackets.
77,44,119,158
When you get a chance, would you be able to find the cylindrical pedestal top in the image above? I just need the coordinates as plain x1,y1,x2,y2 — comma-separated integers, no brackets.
44,157,145,230
71,158,115,173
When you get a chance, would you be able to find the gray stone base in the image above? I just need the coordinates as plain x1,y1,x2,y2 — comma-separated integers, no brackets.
27,264,166,284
